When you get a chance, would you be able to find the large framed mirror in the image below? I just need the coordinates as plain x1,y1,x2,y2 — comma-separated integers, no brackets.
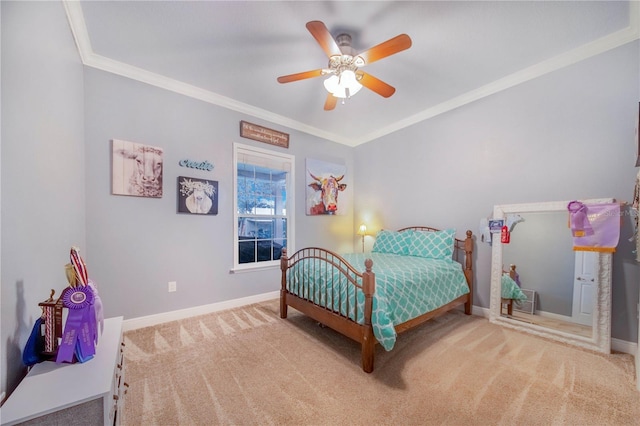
489,199,613,354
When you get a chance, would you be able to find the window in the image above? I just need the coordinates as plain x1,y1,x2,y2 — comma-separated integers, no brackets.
233,143,294,270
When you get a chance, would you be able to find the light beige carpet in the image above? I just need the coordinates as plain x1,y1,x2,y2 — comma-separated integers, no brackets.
122,299,640,425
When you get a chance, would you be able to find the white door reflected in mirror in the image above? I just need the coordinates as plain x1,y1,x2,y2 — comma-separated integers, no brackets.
572,251,595,326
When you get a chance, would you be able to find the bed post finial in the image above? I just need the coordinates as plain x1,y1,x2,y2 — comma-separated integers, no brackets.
364,258,373,272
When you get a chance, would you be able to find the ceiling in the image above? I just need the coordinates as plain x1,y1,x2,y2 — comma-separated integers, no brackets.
64,1,638,147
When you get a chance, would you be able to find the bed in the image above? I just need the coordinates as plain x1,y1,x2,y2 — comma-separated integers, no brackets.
501,265,527,315
279,226,474,373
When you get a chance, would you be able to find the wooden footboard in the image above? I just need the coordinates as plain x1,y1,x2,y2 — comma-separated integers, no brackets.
280,247,376,371
280,228,474,373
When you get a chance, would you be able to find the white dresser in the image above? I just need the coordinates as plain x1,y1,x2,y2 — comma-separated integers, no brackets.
1,317,126,425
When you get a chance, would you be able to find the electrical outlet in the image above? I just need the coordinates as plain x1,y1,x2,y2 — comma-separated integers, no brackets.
168,281,177,292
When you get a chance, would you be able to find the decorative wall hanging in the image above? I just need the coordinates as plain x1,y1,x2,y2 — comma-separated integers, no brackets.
178,176,218,215
179,159,214,171
240,120,289,148
112,139,164,198
305,158,348,215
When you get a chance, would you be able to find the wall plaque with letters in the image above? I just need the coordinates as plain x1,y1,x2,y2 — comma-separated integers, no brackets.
240,120,289,148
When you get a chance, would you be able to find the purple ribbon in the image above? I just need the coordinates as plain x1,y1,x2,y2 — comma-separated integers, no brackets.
56,310,81,363
571,203,621,251
88,280,104,343
56,286,96,364
567,201,594,237
76,306,96,360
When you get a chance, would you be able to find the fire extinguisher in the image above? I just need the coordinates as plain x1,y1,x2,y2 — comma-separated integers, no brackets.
501,226,510,244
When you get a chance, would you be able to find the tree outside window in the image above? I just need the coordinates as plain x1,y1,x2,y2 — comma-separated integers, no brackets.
234,144,294,269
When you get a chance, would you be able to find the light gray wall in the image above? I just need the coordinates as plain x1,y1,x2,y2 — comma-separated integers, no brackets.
1,1,85,396
2,0,639,402
83,69,355,320
354,40,640,342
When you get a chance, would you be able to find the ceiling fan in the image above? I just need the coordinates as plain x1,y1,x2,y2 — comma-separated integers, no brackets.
277,21,412,111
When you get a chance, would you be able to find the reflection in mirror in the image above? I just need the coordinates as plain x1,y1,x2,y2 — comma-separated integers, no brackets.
501,211,592,338
490,200,612,354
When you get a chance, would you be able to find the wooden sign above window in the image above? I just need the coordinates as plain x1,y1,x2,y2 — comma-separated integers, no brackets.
240,120,289,149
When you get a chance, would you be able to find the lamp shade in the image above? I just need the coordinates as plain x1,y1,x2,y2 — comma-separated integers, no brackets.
323,75,340,95
324,70,362,99
357,224,367,235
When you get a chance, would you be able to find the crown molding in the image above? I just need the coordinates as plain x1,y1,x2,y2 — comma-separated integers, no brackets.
355,1,640,146
63,1,352,146
64,1,639,148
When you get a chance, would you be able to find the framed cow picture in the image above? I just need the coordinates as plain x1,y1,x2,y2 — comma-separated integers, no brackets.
177,176,218,215
112,139,164,198
305,158,348,215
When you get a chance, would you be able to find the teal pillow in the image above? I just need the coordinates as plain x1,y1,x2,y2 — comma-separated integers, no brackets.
407,229,455,261
372,230,413,255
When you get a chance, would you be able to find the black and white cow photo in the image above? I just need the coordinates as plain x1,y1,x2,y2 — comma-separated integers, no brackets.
177,177,218,215
112,139,164,198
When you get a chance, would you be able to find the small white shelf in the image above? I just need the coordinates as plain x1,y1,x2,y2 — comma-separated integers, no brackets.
1,316,124,425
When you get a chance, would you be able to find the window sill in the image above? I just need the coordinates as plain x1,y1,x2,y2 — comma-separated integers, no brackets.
230,263,280,274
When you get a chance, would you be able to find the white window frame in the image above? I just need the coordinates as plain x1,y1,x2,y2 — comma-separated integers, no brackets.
232,142,295,272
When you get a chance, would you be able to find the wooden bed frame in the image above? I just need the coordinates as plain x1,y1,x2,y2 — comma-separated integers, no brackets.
279,227,474,373
501,264,519,316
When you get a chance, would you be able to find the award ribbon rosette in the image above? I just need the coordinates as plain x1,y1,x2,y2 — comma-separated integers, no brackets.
56,285,96,363
55,247,104,364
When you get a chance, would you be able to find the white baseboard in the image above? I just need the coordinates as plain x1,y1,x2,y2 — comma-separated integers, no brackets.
122,291,279,331
612,338,637,355
534,310,574,323
470,305,635,356
472,305,490,318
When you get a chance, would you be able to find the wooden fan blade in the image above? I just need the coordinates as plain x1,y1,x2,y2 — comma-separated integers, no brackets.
358,72,396,98
306,21,342,58
277,69,324,84
356,34,412,65
324,93,338,111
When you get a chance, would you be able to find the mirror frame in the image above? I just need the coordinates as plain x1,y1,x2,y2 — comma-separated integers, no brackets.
489,199,613,354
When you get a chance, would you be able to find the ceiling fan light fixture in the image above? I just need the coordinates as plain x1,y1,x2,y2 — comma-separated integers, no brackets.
323,70,362,99
277,21,412,110
323,74,340,94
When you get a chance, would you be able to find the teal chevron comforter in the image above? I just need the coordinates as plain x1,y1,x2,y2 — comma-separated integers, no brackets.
286,252,470,351
501,274,528,302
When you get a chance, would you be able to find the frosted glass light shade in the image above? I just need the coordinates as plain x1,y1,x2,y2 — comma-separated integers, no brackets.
323,70,362,99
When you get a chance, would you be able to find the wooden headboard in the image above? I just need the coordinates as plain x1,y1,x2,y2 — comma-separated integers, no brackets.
396,226,474,291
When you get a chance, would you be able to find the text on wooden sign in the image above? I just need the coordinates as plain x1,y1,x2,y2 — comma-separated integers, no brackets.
240,121,289,148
